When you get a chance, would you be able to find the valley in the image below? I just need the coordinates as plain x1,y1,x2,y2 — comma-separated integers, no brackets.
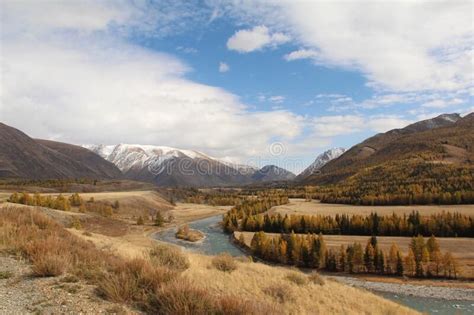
0,188,419,314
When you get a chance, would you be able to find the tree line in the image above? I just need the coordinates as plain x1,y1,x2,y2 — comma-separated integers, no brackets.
245,233,460,279
8,192,120,217
238,211,473,237
222,192,289,233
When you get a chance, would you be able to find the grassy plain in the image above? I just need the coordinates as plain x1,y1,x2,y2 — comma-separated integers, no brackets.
270,199,474,217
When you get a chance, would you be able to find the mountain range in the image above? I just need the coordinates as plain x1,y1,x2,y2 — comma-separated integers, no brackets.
1,112,471,188
84,144,295,186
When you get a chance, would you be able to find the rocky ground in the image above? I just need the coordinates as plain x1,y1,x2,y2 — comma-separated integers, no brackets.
0,254,137,314
330,275,474,301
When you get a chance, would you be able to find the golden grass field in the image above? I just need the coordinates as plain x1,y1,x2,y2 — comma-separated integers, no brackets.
270,199,474,217
67,223,417,315
235,231,474,279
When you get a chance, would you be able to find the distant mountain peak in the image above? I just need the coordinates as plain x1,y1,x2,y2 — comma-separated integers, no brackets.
394,113,461,135
252,165,296,182
83,144,292,186
298,147,346,178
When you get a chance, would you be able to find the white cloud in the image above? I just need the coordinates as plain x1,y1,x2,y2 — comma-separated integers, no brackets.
0,1,304,163
312,115,412,136
219,62,230,73
226,2,473,92
284,49,319,61
422,98,464,108
227,25,289,53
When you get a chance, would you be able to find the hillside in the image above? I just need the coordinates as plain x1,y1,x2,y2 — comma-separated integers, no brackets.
301,113,474,204
0,123,122,180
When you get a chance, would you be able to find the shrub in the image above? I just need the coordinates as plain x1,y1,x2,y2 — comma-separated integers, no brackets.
149,245,189,272
263,284,294,303
211,253,237,273
70,217,82,229
31,254,69,277
146,279,215,315
308,272,325,286
217,295,281,315
137,216,144,225
97,258,177,304
285,271,308,286
0,271,13,279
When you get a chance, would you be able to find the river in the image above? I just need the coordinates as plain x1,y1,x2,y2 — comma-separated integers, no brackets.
153,215,474,315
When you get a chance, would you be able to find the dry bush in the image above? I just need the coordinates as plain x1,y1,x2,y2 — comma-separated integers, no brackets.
0,271,13,279
31,254,69,277
285,271,308,286
97,258,177,304
308,272,325,286
149,244,189,271
211,253,237,273
263,284,294,304
146,279,215,315
216,295,281,315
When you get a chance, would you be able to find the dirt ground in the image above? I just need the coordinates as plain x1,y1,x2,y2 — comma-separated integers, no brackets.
270,199,474,217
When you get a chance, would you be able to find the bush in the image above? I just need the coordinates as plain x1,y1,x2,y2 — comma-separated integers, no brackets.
0,271,13,279
146,279,215,314
263,284,294,303
308,272,325,286
285,271,308,286
149,245,189,272
97,258,177,304
31,254,69,277
211,253,237,273
216,295,281,315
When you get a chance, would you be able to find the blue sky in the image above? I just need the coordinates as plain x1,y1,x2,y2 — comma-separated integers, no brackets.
1,1,473,173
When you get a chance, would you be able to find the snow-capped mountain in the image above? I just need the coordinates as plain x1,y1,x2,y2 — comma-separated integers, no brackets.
297,148,346,178
83,144,292,187
84,144,218,174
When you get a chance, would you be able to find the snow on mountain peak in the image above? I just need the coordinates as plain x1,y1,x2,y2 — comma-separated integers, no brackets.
299,147,346,177
83,143,251,174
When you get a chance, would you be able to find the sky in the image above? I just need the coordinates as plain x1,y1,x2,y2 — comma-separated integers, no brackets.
1,0,473,173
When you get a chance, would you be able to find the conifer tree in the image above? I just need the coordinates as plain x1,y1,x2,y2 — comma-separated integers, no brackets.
364,243,376,273
405,249,416,276
396,252,404,276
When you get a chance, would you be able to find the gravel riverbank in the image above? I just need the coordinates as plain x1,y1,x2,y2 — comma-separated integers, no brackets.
329,275,474,301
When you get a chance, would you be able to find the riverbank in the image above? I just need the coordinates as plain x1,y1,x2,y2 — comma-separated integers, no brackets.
329,275,474,301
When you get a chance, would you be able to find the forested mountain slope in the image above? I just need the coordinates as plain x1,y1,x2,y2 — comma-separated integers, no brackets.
302,113,474,205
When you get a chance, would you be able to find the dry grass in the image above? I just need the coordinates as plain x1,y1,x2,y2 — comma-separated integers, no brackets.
97,258,177,304
263,283,295,303
308,272,325,286
211,253,238,273
184,253,418,315
168,203,230,225
2,204,419,314
285,271,308,286
149,245,190,272
271,199,474,217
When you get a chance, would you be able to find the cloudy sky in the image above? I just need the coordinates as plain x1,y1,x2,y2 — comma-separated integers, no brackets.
1,0,472,173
